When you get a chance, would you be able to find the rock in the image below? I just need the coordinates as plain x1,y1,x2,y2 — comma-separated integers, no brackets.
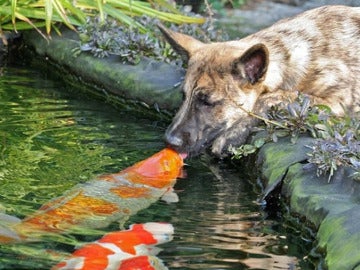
257,136,360,269
219,0,360,38
23,30,184,115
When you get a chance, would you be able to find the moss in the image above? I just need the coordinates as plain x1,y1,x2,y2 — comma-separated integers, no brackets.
23,30,184,116
259,136,360,269
257,136,314,197
282,163,330,227
317,209,360,269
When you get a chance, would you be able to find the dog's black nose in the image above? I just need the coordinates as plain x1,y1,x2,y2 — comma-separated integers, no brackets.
165,132,183,148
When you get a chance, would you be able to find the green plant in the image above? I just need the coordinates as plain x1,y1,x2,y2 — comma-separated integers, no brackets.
305,115,360,181
0,0,205,38
231,94,360,181
76,15,160,62
230,137,265,160
264,95,335,143
75,9,228,64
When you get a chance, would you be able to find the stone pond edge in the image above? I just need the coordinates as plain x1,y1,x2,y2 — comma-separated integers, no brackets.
23,30,184,117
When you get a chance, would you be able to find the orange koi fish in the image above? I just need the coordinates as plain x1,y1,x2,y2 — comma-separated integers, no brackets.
0,148,184,243
52,222,172,270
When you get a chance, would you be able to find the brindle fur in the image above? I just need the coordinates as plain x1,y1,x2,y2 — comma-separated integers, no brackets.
159,5,360,157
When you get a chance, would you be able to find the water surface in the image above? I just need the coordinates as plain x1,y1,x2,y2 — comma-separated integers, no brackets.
0,64,313,269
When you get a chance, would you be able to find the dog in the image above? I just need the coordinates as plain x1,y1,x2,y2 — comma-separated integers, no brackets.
158,5,360,157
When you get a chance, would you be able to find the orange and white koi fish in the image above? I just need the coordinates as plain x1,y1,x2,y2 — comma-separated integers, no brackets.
0,148,184,243
52,222,173,270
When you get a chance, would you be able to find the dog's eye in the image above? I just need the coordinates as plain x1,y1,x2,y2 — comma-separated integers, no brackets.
196,93,213,107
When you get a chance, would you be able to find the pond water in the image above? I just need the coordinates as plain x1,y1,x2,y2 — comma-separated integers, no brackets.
0,63,314,269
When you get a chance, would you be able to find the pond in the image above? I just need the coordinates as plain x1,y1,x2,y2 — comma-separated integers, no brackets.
0,62,314,269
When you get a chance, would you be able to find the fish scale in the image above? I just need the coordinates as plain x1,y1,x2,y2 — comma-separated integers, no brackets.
0,148,184,241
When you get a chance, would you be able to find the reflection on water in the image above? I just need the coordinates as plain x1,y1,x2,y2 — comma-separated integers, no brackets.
152,161,313,270
0,65,313,269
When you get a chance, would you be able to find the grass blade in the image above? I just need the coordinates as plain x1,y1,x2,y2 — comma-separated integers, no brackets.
10,0,17,29
1,0,205,37
96,0,104,21
15,11,48,39
103,3,146,31
44,0,53,34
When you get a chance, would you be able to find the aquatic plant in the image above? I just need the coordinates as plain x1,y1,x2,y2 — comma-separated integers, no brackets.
231,94,360,181
0,0,205,38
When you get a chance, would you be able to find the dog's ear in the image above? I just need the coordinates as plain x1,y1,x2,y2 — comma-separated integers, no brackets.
157,23,204,62
232,44,269,84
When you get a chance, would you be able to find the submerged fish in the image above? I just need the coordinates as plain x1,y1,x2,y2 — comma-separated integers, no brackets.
52,222,173,270
0,148,184,242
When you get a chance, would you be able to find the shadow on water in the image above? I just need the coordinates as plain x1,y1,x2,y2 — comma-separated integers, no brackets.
0,63,314,269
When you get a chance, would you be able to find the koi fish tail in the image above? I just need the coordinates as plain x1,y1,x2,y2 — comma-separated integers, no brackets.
0,213,22,243
52,222,174,270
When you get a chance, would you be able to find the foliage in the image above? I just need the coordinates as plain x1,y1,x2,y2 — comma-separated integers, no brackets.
264,95,334,142
231,94,360,181
76,15,159,62
0,0,205,38
306,130,360,181
76,8,228,64
231,137,265,160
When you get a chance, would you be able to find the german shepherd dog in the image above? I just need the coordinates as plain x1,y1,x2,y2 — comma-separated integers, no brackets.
159,5,360,157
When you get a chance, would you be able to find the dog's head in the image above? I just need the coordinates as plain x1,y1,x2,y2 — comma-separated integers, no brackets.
159,25,269,157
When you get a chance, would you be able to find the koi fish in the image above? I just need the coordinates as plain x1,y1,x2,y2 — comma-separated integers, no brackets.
0,148,184,243
52,222,173,270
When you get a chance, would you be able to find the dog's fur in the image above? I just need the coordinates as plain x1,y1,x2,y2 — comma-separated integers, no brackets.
159,5,360,157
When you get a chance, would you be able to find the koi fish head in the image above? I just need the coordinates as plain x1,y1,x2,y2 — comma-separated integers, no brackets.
124,148,185,188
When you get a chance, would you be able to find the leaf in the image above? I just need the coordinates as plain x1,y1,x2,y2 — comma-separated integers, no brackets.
106,0,205,24
52,0,76,31
96,0,104,22
148,0,180,14
254,138,265,148
102,4,145,31
14,11,48,39
58,0,86,25
11,0,17,27
1,0,205,36
44,0,53,34
314,104,332,114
